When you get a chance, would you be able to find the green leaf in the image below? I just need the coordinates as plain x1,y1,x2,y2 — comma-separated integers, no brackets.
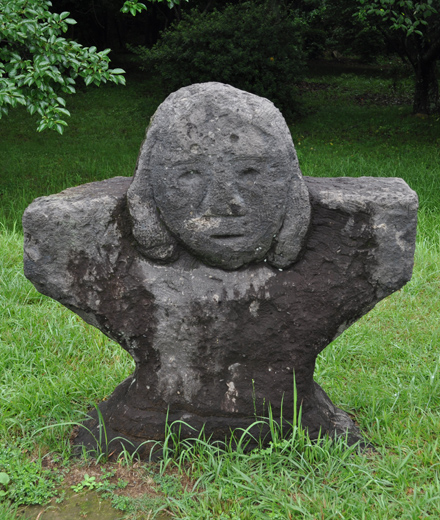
56,107,70,117
0,472,10,486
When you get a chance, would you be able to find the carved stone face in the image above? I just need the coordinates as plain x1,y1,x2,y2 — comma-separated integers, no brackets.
149,124,291,269
128,82,310,270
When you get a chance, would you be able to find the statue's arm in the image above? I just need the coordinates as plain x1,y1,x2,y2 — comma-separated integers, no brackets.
304,176,418,299
23,176,133,325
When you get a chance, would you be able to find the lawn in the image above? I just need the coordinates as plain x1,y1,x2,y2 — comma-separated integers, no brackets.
1,62,439,519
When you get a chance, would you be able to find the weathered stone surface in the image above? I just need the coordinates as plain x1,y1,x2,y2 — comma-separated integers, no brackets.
22,83,418,455
23,174,417,453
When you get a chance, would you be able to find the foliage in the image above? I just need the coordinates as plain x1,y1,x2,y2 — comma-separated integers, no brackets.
322,0,386,62
0,0,184,133
357,0,440,113
358,0,439,38
0,0,126,133
301,26,327,60
0,444,58,505
132,1,306,120
70,473,105,492
287,0,386,63
121,0,187,15
301,0,440,112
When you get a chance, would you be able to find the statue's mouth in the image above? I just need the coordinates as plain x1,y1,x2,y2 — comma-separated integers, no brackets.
210,234,244,240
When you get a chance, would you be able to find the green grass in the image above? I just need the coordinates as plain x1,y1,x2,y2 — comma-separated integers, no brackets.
0,73,164,230
159,436,440,519
1,65,440,518
0,225,134,452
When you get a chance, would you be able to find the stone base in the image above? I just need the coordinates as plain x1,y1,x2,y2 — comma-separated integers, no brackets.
72,378,367,459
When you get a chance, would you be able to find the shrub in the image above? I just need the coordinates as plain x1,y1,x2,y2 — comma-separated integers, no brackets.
302,27,327,60
132,1,306,120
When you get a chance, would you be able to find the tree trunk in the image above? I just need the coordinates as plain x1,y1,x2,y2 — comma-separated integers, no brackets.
413,58,439,115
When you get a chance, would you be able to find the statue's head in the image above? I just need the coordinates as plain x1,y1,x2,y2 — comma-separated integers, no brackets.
127,82,310,270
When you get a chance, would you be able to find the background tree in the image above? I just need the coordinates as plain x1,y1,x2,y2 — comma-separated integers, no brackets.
315,0,386,63
357,0,440,114
0,0,185,133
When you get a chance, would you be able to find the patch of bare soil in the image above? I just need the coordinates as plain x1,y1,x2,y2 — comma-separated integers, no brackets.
41,456,162,500
17,458,179,519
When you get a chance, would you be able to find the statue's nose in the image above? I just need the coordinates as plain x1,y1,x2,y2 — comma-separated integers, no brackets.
202,181,246,217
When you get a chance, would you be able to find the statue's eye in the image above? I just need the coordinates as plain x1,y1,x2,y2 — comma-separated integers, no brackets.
178,170,203,186
239,168,259,181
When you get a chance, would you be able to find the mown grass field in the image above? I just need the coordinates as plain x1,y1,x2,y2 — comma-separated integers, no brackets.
1,62,439,519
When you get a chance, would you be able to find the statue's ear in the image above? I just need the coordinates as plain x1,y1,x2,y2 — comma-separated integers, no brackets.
127,168,179,263
267,176,311,269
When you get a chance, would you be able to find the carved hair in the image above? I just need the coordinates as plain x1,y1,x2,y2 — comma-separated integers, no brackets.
127,82,311,269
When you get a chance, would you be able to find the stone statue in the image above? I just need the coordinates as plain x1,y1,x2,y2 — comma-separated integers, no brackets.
23,83,418,455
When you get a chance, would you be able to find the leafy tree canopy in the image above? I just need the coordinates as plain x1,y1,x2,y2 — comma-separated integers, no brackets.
357,0,439,38
0,0,185,133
